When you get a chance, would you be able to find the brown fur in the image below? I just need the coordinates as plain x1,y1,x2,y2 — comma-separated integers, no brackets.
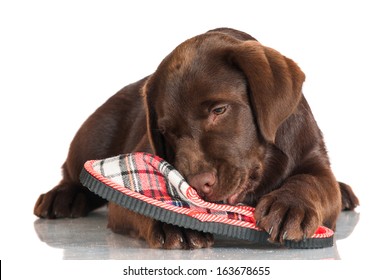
34,28,359,249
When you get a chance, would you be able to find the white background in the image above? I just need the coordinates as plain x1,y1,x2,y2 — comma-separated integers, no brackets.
1,0,391,279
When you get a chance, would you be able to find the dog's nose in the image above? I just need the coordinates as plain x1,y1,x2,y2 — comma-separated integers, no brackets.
188,172,216,197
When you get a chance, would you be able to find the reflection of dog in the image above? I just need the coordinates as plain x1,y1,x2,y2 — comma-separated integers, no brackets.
34,28,359,249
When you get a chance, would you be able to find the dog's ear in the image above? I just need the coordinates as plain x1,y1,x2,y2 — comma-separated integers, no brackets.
142,76,175,162
226,40,305,143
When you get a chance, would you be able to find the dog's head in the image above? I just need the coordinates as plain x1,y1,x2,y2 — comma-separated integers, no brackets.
143,28,305,204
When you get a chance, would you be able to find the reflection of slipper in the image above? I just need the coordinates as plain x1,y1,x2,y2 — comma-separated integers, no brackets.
80,152,334,249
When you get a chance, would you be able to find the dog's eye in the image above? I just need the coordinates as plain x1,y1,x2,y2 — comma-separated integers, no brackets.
211,106,227,115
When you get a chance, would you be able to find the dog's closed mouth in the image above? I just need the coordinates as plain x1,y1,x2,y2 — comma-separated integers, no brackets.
225,184,248,205
226,191,242,205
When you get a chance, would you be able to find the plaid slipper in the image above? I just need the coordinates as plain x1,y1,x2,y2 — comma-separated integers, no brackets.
79,152,334,249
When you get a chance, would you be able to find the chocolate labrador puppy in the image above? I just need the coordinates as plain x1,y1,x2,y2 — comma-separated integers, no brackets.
34,28,359,249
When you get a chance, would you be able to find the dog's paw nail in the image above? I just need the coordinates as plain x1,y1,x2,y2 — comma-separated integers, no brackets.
283,231,288,240
268,226,274,235
159,236,165,245
267,237,276,244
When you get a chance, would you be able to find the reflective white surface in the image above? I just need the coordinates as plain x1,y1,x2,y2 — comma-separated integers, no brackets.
32,208,360,260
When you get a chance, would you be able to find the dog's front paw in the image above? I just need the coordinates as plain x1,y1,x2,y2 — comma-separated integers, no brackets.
146,222,214,249
34,183,93,219
254,192,320,243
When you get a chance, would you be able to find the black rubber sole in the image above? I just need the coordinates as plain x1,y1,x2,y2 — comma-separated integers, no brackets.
80,167,334,249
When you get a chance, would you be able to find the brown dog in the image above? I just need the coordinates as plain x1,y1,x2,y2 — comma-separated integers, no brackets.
34,28,359,249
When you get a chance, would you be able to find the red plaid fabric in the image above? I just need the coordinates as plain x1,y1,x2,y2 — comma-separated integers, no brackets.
94,153,190,208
